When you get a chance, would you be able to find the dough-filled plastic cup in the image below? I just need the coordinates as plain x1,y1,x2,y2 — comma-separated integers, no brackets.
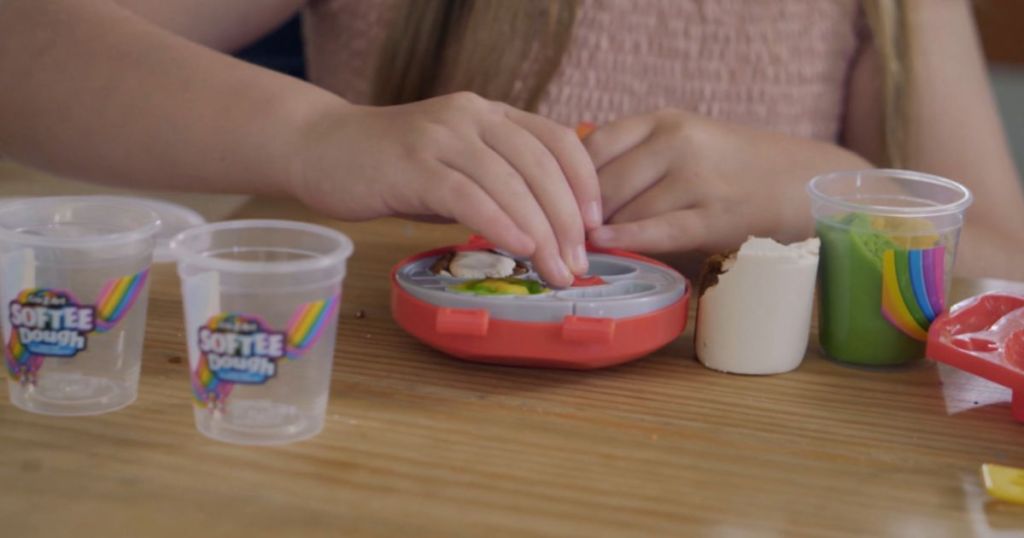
170,220,353,445
0,197,159,415
808,169,972,366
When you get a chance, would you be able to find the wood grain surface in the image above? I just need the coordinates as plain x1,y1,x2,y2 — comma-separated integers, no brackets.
2,167,1024,537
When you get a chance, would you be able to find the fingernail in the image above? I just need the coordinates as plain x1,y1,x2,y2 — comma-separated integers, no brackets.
584,201,603,228
589,227,614,245
570,245,589,275
556,258,574,284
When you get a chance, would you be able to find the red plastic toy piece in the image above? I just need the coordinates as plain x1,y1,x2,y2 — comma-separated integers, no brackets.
1005,329,1024,371
571,275,607,287
927,292,1024,421
436,308,490,337
561,316,616,343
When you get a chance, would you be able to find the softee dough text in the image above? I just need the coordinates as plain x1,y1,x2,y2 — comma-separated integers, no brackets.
10,303,95,332
198,328,284,358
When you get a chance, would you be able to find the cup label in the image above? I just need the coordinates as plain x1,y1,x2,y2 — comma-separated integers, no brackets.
197,314,285,385
4,269,150,385
191,294,340,411
9,290,94,357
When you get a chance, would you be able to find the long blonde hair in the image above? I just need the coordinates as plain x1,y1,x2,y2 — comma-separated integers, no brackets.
373,0,907,165
863,0,909,168
372,0,578,111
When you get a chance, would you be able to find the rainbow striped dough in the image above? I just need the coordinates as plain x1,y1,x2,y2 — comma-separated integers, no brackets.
881,246,946,341
924,247,946,316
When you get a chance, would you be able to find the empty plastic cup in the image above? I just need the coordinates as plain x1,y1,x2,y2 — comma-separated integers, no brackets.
808,169,972,366
0,197,159,415
170,220,353,445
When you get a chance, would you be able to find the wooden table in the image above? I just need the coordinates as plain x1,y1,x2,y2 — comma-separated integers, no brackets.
3,193,1024,537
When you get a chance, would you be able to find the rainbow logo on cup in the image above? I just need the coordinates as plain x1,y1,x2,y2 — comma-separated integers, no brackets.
94,269,149,333
4,270,148,385
192,295,340,410
191,313,261,410
5,329,45,386
881,246,946,341
285,294,340,359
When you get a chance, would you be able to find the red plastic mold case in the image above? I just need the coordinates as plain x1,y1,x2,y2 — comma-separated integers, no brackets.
390,237,690,369
927,292,1024,421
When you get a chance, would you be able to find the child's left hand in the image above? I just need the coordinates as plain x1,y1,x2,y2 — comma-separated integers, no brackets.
583,109,871,254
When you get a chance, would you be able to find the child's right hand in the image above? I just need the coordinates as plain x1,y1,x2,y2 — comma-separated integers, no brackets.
292,92,601,288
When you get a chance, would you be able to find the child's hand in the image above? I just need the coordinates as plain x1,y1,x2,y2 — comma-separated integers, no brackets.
582,110,870,254
293,92,601,288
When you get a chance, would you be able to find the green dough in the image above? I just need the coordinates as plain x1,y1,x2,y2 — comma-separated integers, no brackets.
817,213,926,365
450,278,548,296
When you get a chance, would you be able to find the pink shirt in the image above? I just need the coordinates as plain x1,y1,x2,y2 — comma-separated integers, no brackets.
303,0,864,142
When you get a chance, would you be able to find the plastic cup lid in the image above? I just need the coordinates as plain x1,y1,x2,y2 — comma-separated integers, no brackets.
109,196,206,262
395,249,687,322
0,195,206,263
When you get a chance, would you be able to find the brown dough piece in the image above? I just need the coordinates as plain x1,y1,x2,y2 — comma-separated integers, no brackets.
696,250,736,299
429,252,455,275
695,250,735,363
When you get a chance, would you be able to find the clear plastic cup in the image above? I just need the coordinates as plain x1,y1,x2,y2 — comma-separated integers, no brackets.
170,220,353,445
808,169,972,366
0,197,159,415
